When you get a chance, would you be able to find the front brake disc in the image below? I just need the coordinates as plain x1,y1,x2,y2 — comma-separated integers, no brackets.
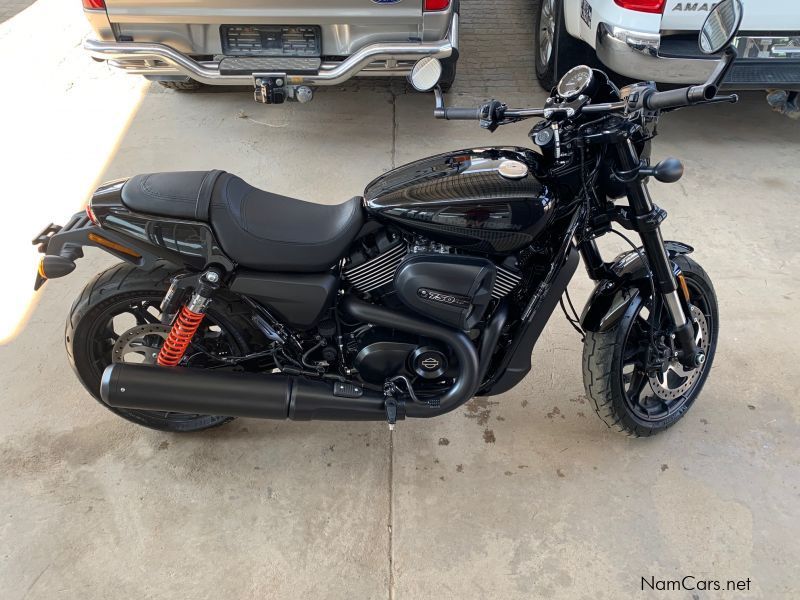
648,305,709,401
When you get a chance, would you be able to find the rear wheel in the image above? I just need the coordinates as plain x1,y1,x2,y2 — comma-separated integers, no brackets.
67,262,259,432
582,256,719,436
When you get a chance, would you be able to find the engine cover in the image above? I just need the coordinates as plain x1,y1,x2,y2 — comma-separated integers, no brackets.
393,254,496,330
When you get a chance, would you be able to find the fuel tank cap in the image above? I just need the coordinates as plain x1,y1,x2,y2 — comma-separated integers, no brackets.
497,160,528,179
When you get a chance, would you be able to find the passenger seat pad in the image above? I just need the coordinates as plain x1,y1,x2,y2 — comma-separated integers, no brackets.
120,171,224,220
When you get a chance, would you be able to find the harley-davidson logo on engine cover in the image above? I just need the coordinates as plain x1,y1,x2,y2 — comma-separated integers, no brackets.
417,288,471,308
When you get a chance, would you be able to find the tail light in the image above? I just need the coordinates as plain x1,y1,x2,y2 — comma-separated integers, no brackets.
613,0,665,13
424,0,450,11
82,0,106,9
85,204,99,225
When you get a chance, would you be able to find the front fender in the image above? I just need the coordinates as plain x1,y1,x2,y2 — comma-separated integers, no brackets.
580,240,693,333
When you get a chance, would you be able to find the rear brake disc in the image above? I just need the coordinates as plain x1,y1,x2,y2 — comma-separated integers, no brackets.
112,323,170,365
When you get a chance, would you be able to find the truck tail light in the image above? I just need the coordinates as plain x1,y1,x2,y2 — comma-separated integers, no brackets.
613,0,666,13
82,0,106,9
424,0,450,11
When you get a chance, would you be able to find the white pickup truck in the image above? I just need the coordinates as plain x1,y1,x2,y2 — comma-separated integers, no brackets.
535,1,800,113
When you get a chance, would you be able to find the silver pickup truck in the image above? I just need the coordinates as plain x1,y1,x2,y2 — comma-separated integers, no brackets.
81,0,459,103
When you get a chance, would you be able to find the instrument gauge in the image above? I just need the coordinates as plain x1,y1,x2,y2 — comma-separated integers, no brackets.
556,65,595,101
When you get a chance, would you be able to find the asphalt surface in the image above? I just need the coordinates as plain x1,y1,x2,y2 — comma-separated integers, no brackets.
1,1,799,598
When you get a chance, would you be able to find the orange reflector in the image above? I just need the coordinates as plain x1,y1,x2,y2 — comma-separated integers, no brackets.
37,257,47,278
677,274,690,301
88,233,141,258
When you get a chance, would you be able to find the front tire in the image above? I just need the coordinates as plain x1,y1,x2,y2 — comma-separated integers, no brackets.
582,256,719,437
67,262,258,432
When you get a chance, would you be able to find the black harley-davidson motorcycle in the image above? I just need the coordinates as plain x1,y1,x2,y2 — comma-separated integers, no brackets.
33,2,743,436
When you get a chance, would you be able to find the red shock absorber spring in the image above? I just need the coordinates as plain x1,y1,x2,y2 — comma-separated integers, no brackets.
157,305,206,367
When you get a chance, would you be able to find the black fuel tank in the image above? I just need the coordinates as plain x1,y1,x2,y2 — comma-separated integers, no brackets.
364,148,554,254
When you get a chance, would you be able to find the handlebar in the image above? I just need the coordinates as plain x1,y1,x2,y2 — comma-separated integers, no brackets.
432,85,736,128
643,87,695,110
438,106,482,120
642,85,738,110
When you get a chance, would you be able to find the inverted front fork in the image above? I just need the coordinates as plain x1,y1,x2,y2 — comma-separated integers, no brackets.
615,141,705,368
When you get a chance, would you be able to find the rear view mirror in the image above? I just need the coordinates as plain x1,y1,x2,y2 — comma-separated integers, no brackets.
409,57,442,92
699,0,744,55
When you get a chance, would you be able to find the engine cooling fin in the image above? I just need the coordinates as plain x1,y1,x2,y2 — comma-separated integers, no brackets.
343,242,408,293
492,265,522,299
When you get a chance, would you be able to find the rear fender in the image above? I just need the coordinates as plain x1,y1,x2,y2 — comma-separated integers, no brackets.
34,178,233,289
580,240,693,333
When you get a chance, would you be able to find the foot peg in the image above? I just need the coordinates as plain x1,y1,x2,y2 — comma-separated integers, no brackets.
383,382,405,430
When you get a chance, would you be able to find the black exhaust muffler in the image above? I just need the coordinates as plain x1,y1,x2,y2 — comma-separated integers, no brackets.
100,363,387,421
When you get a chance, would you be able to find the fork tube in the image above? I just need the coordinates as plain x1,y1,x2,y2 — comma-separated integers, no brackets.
616,140,687,328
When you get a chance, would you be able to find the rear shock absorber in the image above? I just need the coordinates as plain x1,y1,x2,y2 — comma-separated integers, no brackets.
157,271,220,367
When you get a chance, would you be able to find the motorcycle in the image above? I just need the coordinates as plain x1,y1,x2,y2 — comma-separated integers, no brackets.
32,1,743,436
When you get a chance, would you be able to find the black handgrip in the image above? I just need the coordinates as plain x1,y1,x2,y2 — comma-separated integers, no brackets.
644,87,692,110
443,107,481,120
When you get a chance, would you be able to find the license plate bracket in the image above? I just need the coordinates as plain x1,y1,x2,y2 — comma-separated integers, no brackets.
735,36,800,60
221,25,321,57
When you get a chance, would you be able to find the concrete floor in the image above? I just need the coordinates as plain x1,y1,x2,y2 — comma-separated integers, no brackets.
1,1,799,599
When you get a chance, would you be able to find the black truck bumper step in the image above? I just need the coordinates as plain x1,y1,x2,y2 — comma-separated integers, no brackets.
724,62,800,89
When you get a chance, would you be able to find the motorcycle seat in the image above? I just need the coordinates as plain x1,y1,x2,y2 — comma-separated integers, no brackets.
120,171,364,272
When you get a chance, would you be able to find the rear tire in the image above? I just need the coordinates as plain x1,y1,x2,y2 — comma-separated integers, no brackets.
582,256,719,437
67,262,259,432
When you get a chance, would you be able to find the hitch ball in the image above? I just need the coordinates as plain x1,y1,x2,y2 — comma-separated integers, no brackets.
295,86,313,104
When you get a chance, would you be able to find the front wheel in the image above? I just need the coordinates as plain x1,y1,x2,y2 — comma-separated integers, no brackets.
582,256,719,436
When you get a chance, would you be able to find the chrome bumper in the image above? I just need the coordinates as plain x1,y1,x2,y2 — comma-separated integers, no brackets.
596,23,717,84
84,14,457,87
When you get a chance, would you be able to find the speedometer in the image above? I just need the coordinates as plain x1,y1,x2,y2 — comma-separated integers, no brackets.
556,65,594,100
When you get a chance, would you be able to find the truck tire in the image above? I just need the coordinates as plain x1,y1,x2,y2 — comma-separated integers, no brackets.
438,53,458,93
157,79,204,91
534,0,590,92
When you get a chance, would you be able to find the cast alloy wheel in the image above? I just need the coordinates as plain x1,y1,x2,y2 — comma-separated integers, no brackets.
539,0,556,68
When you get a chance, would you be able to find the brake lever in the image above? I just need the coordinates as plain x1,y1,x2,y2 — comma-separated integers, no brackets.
686,93,739,108
707,93,739,104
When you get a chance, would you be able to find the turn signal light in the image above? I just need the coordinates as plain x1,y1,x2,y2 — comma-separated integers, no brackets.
424,0,450,11
613,0,665,13
82,0,106,9
88,233,142,259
